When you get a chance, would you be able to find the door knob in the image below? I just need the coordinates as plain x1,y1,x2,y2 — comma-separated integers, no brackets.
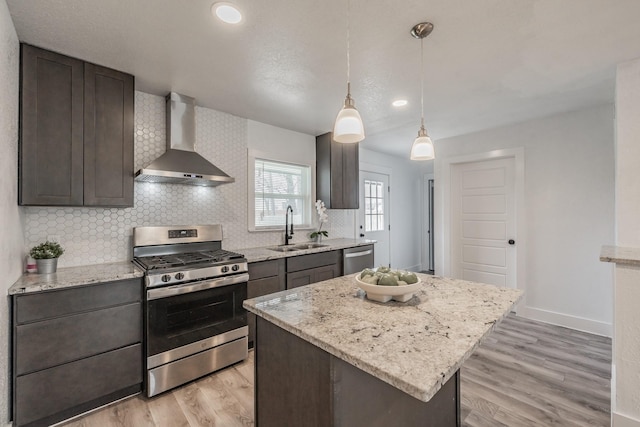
360,233,365,237
508,239,515,245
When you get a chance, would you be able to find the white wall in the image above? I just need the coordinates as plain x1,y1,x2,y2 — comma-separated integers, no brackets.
434,105,615,336
247,122,357,240
0,0,24,423
612,57,640,427
360,148,425,271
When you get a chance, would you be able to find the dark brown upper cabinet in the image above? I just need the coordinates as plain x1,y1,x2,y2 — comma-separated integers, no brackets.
19,44,134,207
316,132,359,209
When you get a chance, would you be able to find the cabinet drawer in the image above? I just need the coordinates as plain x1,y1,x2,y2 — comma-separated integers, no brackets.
248,276,285,299
15,343,142,427
286,250,341,273
16,302,141,375
248,259,284,281
15,278,141,324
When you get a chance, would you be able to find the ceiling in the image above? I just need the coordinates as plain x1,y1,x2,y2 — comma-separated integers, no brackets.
7,0,640,158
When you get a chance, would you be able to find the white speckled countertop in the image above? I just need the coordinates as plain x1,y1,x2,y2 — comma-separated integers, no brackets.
244,273,523,403
8,261,143,295
238,238,375,263
8,239,373,295
600,245,640,266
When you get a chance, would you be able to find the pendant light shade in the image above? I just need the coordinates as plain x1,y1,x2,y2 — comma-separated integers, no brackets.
410,126,435,160
334,84,365,143
410,22,435,161
333,0,365,143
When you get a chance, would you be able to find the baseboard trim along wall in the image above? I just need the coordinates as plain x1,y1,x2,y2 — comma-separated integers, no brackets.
406,264,422,273
614,411,640,427
518,306,612,337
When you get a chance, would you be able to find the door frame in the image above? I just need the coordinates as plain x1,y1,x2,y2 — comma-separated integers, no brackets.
421,173,434,272
436,148,526,296
359,162,392,268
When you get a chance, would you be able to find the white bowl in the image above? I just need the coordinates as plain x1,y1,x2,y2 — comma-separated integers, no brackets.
354,274,422,303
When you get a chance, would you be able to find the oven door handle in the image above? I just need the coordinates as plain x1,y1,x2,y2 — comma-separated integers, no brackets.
147,273,250,300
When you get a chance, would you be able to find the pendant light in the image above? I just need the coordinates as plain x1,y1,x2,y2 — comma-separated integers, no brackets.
333,0,365,143
410,22,435,161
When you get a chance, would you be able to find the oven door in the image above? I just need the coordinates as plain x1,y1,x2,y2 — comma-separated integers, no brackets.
146,273,248,364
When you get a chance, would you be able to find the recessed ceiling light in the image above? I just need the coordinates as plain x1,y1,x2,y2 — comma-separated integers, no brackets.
211,2,242,24
392,99,408,107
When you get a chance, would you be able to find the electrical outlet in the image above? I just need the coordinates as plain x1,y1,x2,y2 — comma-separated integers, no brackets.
47,235,61,243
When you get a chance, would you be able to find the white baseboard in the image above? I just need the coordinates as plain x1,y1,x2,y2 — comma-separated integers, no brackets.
405,264,422,272
614,411,640,427
518,306,612,337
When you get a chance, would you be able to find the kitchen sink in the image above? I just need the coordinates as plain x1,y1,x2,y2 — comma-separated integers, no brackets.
293,243,328,250
268,246,301,252
267,243,328,252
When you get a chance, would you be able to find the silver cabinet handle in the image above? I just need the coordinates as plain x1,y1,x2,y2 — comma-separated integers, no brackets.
344,250,373,258
147,273,249,300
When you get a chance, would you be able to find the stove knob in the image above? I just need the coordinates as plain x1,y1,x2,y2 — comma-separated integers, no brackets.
232,264,239,272
161,274,172,283
221,266,229,273
175,272,185,280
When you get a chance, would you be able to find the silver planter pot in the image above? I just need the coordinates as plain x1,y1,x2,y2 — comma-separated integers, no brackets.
36,258,58,274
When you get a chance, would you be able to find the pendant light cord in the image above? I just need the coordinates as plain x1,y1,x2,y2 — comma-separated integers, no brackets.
346,0,351,96
420,36,424,129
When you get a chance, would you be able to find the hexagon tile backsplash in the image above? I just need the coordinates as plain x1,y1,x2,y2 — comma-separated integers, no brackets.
24,92,355,268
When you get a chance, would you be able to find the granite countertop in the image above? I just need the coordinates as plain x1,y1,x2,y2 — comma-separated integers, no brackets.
600,245,640,266
244,273,523,403
8,239,374,295
9,261,143,295
238,238,375,263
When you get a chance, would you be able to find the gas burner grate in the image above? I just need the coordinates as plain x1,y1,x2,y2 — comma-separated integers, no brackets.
136,249,244,271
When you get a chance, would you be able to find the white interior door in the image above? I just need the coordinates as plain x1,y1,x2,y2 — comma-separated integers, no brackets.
359,171,390,268
450,157,516,288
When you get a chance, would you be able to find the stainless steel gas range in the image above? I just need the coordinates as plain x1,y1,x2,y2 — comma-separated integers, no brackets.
133,225,248,397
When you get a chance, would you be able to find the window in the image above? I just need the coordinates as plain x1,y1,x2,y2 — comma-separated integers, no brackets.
254,158,312,229
364,179,385,231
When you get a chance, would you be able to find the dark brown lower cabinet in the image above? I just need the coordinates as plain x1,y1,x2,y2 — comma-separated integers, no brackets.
247,259,285,348
12,278,143,427
285,250,342,289
286,263,341,289
15,345,142,427
255,318,460,427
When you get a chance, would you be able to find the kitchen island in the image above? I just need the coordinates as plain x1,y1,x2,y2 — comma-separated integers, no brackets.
244,273,522,427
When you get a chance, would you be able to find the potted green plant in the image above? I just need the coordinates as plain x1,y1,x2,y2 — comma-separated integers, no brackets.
309,200,329,243
30,241,64,274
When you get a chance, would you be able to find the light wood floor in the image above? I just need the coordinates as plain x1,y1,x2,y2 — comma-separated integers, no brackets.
63,314,611,427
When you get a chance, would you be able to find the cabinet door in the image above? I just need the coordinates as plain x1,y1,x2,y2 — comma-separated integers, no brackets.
286,263,341,289
248,274,286,347
287,269,314,289
84,63,134,207
316,132,359,209
341,142,359,209
314,263,341,282
19,44,84,206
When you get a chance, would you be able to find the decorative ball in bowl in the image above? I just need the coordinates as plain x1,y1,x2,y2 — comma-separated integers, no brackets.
355,267,422,303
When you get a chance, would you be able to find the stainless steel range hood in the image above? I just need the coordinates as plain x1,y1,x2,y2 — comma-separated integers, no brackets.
135,92,235,186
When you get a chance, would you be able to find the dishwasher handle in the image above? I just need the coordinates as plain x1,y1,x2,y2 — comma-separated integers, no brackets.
344,249,373,258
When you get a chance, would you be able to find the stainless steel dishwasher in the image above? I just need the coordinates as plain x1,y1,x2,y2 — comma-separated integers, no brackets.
343,245,375,274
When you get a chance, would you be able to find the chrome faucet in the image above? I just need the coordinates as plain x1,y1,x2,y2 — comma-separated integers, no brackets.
285,205,294,245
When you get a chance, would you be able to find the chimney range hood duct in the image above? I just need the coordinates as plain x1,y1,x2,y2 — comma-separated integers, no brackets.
135,92,235,186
